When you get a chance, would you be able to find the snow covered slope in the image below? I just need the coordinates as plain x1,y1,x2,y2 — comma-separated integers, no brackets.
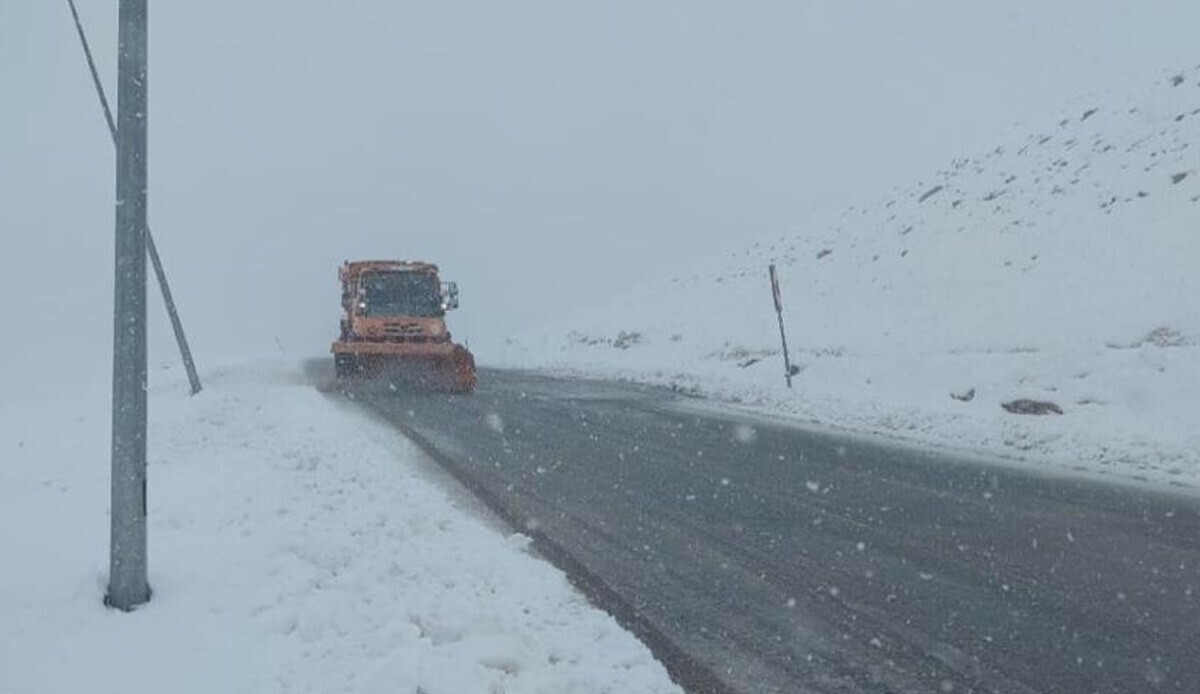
496,64,1200,489
0,363,681,694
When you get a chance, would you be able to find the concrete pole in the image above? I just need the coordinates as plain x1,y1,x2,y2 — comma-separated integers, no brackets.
107,0,151,611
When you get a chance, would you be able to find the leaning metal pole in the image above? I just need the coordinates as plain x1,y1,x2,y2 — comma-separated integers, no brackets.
107,0,152,611
67,0,201,395
768,264,796,389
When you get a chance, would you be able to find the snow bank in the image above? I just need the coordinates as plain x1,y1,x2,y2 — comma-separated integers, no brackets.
495,64,1200,490
0,361,681,694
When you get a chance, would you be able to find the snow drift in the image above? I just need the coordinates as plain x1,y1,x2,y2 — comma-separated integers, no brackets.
0,363,681,694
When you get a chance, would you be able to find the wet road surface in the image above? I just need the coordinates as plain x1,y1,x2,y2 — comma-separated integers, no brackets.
310,363,1200,693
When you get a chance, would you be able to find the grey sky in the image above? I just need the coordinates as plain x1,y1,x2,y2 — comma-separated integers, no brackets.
4,1,1200,395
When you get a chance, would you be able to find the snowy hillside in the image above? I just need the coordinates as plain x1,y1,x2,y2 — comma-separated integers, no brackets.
0,363,681,694
496,64,1200,489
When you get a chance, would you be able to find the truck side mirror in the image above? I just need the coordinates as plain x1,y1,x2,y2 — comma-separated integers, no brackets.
442,282,460,311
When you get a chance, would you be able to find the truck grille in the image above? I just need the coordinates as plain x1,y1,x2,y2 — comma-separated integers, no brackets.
360,323,444,343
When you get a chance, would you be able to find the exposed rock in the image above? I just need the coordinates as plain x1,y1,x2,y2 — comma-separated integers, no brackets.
1001,399,1063,416
668,381,703,397
569,330,644,349
816,249,833,260
918,185,944,203
708,344,776,363
1138,326,1188,348
950,387,976,402
568,331,609,347
612,330,643,349
1171,172,1189,184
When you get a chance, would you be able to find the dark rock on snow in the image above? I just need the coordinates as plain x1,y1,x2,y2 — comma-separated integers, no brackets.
1002,399,1063,415
951,388,976,402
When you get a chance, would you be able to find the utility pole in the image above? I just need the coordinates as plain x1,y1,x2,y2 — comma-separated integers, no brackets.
107,0,151,611
67,0,202,395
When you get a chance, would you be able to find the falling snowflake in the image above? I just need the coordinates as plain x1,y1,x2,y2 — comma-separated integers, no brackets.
733,424,758,444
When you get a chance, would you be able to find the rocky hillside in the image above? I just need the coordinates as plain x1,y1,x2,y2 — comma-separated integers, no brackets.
496,63,1200,488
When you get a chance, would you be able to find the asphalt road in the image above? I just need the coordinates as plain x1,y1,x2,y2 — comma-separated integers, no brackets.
310,363,1200,694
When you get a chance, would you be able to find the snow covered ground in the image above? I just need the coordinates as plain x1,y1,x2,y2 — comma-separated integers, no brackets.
0,361,681,694
496,64,1200,491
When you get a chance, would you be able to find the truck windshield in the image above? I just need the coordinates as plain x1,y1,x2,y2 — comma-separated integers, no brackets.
360,272,442,317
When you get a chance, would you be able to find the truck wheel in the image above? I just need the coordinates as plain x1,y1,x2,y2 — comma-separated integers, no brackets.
334,354,356,378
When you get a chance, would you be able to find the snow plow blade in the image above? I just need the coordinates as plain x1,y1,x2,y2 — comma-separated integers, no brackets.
333,342,476,393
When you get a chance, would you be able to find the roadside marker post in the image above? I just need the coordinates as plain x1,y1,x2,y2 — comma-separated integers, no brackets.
769,264,798,388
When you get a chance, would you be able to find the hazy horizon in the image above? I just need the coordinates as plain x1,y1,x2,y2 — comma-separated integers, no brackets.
4,1,1200,396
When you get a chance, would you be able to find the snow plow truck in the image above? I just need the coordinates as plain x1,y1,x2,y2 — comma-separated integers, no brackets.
331,260,476,392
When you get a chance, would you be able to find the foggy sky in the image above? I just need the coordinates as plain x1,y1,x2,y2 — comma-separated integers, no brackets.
4,1,1200,397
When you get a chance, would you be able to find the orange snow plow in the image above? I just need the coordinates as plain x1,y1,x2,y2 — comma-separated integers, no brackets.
331,260,476,393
